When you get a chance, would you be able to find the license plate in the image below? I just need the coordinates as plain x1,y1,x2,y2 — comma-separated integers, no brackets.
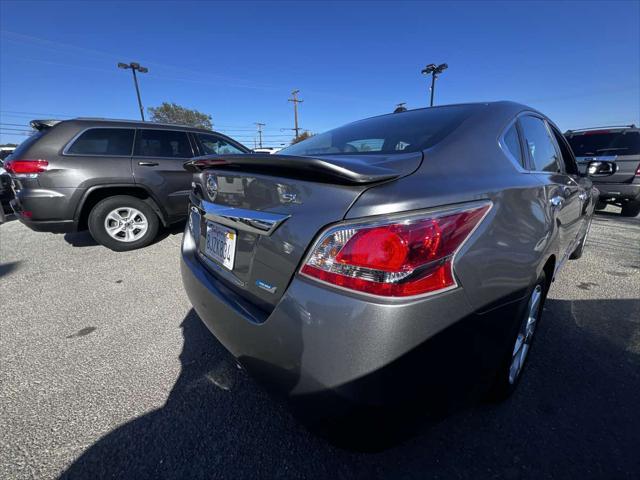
204,221,236,270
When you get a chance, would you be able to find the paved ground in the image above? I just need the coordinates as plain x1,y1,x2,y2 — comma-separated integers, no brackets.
1,207,639,480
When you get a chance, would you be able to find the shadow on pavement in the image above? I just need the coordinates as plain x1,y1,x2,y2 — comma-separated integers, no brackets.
63,231,99,247
0,260,21,278
63,222,186,248
61,298,640,479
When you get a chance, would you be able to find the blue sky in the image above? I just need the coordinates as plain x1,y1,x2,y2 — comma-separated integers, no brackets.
1,0,639,147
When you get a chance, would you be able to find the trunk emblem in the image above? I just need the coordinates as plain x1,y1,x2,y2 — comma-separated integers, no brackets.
206,175,218,200
256,280,277,294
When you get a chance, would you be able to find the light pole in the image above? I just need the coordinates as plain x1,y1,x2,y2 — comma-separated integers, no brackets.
118,62,148,121
421,63,448,107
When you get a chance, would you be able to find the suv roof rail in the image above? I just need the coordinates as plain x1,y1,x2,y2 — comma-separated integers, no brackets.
72,117,213,130
565,124,637,134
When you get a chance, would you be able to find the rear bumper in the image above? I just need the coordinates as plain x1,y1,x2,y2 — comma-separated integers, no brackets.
180,226,521,412
595,182,640,202
10,186,79,233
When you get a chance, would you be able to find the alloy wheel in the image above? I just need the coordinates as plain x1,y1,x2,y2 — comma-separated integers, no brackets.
104,207,149,242
508,284,542,384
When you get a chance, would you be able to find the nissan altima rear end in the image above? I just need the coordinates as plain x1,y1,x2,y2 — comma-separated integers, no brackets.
180,101,593,416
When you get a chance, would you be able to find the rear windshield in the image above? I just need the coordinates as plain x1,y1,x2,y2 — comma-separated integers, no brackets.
279,105,476,156
9,130,47,158
566,131,640,156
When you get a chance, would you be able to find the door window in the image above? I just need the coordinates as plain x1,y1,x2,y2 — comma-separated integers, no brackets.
519,116,561,173
502,123,524,167
67,128,134,156
134,130,192,158
196,133,245,155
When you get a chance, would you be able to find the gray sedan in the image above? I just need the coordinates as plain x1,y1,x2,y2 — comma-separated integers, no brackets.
180,102,609,419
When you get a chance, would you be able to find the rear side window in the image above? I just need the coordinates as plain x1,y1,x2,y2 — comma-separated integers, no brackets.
565,131,640,156
135,130,192,158
67,128,134,156
519,116,561,173
502,124,524,167
197,133,245,155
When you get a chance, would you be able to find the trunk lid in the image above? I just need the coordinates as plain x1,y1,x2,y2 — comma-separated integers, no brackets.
186,152,423,310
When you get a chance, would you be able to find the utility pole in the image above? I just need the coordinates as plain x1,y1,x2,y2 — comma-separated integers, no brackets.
288,89,303,138
118,62,149,121
421,63,448,107
255,122,265,148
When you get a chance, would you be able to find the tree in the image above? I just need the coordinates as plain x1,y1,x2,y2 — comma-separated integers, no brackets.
148,102,213,130
291,131,313,145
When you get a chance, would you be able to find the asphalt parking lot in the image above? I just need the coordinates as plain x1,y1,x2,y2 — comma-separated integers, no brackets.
1,207,639,480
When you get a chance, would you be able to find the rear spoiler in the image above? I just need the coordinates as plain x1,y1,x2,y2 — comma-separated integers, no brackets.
30,119,61,131
183,154,402,185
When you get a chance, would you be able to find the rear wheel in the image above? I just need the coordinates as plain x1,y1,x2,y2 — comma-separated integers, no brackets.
488,272,548,401
88,195,159,251
621,200,640,217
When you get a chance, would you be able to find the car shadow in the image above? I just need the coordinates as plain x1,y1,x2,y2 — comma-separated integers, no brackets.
63,222,187,248
61,298,640,479
63,231,99,247
0,260,21,278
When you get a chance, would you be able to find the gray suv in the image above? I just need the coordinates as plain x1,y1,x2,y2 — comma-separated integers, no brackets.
565,125,640,216
5,118,249,250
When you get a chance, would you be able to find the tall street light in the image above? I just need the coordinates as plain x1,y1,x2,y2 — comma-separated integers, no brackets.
421,63,448,107
118,62,148,121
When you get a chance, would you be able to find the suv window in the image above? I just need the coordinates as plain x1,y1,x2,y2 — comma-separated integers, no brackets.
520,116,561,173
134,129,192,158
566,131,640,156
197,133,245,155
67,128,134,156
503,123,524,167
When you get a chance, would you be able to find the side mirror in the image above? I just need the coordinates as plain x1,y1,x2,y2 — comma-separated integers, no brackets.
587,160,617,177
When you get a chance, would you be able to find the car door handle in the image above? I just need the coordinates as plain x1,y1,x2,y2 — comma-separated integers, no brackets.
138,161,159,166
550,196,564,208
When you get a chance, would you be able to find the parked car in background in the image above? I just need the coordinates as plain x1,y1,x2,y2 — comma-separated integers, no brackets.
565,125,640,217
252,147,282,154
5,119,249,250
0,146,16,161
181,102,612,422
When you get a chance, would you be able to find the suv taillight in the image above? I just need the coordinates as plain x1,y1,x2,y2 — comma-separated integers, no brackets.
635,164,640,176
4,159,49,175
300,202,491,298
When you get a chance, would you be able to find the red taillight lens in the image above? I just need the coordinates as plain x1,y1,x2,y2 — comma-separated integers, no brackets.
4,159,48,174
635,164,640,176
300,202,491,298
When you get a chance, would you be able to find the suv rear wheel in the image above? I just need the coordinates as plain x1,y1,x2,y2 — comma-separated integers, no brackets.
88,195,159,251
621,200,640,217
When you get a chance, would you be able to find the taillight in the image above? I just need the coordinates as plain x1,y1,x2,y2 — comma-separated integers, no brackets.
300,202,491,298
635,164,640,176
4,159,48,175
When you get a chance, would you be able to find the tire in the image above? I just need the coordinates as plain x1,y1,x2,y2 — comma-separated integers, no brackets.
88,195,159,251
488,271,548,401
594,200,607,211
621,200,640,217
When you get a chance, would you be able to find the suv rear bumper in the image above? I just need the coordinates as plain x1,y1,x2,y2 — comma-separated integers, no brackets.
595,182,640,203
10,187,79,233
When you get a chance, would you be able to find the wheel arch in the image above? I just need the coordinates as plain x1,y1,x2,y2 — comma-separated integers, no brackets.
75,185,168,231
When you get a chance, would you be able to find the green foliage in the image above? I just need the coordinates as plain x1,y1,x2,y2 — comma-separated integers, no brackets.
148,102,213,130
